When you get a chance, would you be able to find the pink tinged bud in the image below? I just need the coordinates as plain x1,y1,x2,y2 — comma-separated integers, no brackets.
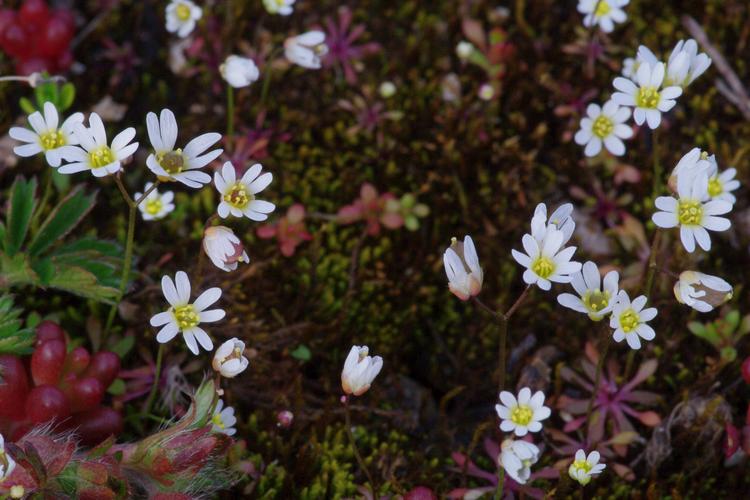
443,235,483,300
674,271,733,312
203,226,249,272
276,410,294,428
341,345,383,396
212,338,250,378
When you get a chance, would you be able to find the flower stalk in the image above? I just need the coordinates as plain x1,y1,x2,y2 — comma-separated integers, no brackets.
343,397,377,498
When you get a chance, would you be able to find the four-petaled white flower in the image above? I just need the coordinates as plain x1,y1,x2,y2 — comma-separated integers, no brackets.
574,100,633,157
612,62,682,129
212,338,250,378
285,31,328,69
165,0,202,38
214,162,276,221
663,39,712,87
203,226,249,272
135,183,175,221
150,271,225,355
577,0,629,33
530,202,575,246
705,155,740,205
9,102,83,167
0,433,16,482
146,108,223,188
220,55,260,88
652,169,732,253
341,345,383,396
495,387,551,437
557,261,619,321
499,438,540,485
211,399,237,436
56,113,138,177
568,449,606,485
674,271,732,313
609,291,657,350
512,226,582,291
443,235,483,301
263,0,295,16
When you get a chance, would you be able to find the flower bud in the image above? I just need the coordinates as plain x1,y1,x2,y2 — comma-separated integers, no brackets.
203,226,249,272
276,410,294,428
212,338,249,378
456,41,474,60
443,235,483,300
673,271,732,312
341,345,383,396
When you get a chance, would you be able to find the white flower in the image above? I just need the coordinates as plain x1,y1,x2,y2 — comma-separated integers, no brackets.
577,0,629,33
612,62,682,129
568,449,606,485
379,81,397,99
165,0,202,38
263,0,295,15
0,434,16,482
530,202,575,246
621,57,636,79
146,108,223,189
609,291,657,350
652,169,732,253
9,102,83,167
220,55,259,88
284,31,328,69
341,345,383,396
56,113,138,177
574,100,633,157
211,399,237,436
214,162,276,221
499,438,540,485
443,235,483,301
135,183,175,221
664,39,711,87
495,387,551,436
456,41,474,60
557,261,619,321
212,338,249,378
203,226,249,272
149,271,225,355
673,271,732,313
478,83,494,101
512,227,582,291
705,155,740,205
669,147,711,185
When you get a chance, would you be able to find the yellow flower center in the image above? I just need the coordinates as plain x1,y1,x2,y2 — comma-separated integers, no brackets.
708,177,723,197
172,304,200,330
572,459,592,474
39,129,66,150
678,200,703,226
531,257,555,279
89,146,115,169
592,115,613,139
175,3,192,21
145,198,163,216
595,1,611,16
223,182,253,209
619,308,640,333
583,290,610,318
212,413,225,429
157,149,185,175
510,405,533,426
635,87,660,109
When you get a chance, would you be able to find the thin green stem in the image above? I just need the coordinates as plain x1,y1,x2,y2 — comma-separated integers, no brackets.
651,128,662,199
494,467,505,499
226,86,235,147
643,229,662,298
30,169,53,232
259,47,282,107
498,316,508,394
142,343,165,417
584,333,610,437
343,399,377,498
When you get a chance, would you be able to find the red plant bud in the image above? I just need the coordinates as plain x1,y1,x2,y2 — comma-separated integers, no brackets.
276,410,294,428
0,355,30,419
26,385,71,423
72,407,124,446
405,486,438,500
65,347,91,375
83,351,121,388
31,339,66,385
35,320,65,346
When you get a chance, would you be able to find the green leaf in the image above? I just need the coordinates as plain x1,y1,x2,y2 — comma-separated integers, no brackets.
107,378,126,396
5,177,37,256
110,335,135,358
47,264,119,304
27,186,96,257
19,97,36,114
0,294,35,355
290,344,312,361
31,257,54,285
52,169,70,192
59,83,75,111
720,346,737,362
725,310,740,332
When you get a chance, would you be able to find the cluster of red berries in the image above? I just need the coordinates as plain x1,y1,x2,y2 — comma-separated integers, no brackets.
0,321,123,446
0,0,74,75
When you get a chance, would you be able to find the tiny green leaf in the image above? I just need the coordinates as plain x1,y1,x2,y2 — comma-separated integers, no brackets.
290,344,312,361
5,177,37,256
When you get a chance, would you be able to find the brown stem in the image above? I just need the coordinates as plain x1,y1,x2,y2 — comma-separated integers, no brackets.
643,229,661,297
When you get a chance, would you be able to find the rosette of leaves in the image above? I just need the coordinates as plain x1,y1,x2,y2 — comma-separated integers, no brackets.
0,294,35,355
0,177,122,304
688,309,750,363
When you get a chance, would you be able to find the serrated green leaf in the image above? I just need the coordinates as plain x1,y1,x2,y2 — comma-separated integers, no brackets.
5,177,37,256
53,237,122,257
27,186,96,257
31,257,54,285
46,264,119,304
0,253,38,287
0,295,35,355
19,97,36,114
